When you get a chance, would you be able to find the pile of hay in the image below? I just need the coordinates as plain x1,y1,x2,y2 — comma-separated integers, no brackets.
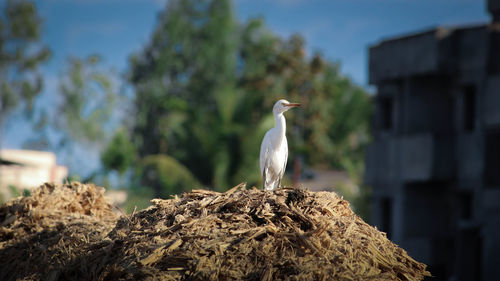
0,182,430,281
0,182,119,281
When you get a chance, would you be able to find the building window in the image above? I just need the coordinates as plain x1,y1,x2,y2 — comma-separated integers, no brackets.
456,228,482,281
463,85,476,132
487,31,500,75
380,97,393,130
380,197,392,239
458,191,473,220
485,128,500,187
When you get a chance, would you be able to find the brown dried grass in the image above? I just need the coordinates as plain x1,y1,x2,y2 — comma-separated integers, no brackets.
0,182,118,281
0,182,430,281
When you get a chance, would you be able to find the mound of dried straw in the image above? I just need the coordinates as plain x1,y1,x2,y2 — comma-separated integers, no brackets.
0,182,118,281
0,182,430,281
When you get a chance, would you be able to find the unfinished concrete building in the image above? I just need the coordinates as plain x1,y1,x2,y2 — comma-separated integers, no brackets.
364,0,500,280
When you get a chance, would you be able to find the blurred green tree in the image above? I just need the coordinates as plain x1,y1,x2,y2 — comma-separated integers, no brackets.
57,55,117,147
54,55,125,182
101,127,136,176
110,0,372,194
140,154,201,197
0,0,51,144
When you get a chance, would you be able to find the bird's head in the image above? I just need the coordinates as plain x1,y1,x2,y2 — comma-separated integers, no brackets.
273,99,301,115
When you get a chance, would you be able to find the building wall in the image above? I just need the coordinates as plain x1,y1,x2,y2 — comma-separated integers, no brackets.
366,12,500,280
0,149,68,201
489,0,500,21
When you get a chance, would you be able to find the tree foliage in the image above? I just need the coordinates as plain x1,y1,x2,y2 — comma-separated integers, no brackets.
57,55,117,147
46,54,126,183
140,154,201,197
101,127,136,175
105,0,372,192
0,0,50,132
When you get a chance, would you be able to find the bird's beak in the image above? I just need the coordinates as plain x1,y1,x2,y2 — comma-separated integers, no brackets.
285,103,301,107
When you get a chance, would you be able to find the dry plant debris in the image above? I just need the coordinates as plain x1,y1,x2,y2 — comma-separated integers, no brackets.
0,182,119,281
0,182,430,281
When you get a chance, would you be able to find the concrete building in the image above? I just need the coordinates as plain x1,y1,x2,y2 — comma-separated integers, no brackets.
365,0,500,280
0,149,68,201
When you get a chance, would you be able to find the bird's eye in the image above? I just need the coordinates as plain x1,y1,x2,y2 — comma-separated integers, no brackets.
281,102,286,106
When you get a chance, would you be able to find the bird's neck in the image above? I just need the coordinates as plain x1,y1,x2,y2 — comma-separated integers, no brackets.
274,113,286,139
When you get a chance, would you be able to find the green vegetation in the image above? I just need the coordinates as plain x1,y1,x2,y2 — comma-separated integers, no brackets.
102,0,372,200
0,0,51,140
7,185,30,198
139,155,201,197
56,55,118,147
123,187,154,214
4,0,373,215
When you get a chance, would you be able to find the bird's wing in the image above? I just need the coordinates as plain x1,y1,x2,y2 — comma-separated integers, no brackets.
260,131,272,187
278,138,288,187
264,151,270,188
260,131,270,176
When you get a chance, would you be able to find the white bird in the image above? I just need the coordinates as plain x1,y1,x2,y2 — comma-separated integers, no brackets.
260,99,301,190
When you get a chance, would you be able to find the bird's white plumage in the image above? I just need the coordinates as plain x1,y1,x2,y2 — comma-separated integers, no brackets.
260,128,288,190
259,99,300,190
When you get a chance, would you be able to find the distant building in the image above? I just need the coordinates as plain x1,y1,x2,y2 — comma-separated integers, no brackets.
365,0,500,280
0,149,68,201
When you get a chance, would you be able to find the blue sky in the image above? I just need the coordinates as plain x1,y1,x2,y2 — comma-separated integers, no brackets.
4,0,491,172
33,0,490,87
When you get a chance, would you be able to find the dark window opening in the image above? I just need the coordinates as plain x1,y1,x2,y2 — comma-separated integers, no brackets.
458,192,473,220
487,31,500,75
428,264,447,280
484,128,500,187
380,198,392,239
380,97,393,130
463,85,476,132
456,228,482,281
